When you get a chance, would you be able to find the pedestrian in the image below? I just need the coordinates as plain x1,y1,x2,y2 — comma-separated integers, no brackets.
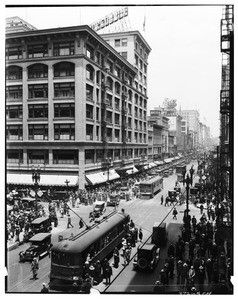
165,196,170,206
31,257,39,280
104,263,113,285
176,260,183,284
124,246,131,265
172,207,178,220
138,228,143,242
161,195,164,205
41,283,49,293
113,247,120,268
200,204,204,214
67,214,74,228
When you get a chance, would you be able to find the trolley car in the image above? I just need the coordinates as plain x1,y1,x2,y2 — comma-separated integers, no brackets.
139,175,163,199
49,211,130,287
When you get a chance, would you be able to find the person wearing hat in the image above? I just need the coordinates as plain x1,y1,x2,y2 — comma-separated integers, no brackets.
198,265,205,291
188,266,196,284
31,257,39,280
176,260,183,285
41,283,49,293
206,258,213,283
181,263,189,286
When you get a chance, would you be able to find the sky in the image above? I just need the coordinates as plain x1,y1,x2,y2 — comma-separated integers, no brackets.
3,2,229,137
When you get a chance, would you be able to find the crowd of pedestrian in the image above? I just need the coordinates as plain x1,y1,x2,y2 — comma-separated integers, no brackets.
154,163,233,294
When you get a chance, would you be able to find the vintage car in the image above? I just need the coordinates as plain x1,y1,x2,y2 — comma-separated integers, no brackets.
151,222,167,247
119,186,130,200
89,200,106,218
133,243,160,271
19,232,52,262
107,194,120,206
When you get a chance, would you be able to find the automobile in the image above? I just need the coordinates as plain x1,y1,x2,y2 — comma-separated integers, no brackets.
133,243,160,271
30,216,52,236
151,222,167,247
119,186,130,200
107,194,120,206
19,232,52,262
168,190,177,202
89,200,106,218
177,173,184,182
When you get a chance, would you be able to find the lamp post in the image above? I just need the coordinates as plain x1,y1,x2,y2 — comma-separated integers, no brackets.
32,165,41,211
106,157,112,190
65,179,70,200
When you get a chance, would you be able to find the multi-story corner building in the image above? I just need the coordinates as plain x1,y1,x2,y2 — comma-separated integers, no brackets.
6,18,151,189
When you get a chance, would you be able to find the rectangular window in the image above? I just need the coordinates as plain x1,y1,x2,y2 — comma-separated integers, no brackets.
28,84,48,98
6,46,23,60
6,125,23,140
86,124,93,140
54,83,75,98
54,103,75,118
121,38,127,46
53,150,78,164
28,124,48,140
86,44,94,60
28,104,48,118
114,113,120,125
85,149,94,164
96,149,103,162
86,104,94,119
28,150,49,164
86,84,93,101
7,149,23,164
120,52,127,59
6,85,22,99
6,105,22,119
28,64,48,78
28,44,48,58
115,149,120,160
114,129,120,142
53,41,75,56
54,124,75,140
115,39,120,47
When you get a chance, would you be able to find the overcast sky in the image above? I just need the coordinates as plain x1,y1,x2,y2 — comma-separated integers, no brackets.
5,3,226,137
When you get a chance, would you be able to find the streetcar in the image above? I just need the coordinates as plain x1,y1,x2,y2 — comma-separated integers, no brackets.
49,211,130,287
139,175,163,199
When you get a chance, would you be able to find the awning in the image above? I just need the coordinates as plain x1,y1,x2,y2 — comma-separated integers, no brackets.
164,158,173,163
7,173,79,186
126,167,138,175
149,162,157,168
116,165,134,172
154,161,164,165
85,173,106,185
101,169,120,181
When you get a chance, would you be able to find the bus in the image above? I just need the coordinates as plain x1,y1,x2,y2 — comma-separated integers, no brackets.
139,175,163,199
49,211,130,287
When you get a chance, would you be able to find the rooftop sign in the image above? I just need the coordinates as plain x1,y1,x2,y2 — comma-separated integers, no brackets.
90,7,128,32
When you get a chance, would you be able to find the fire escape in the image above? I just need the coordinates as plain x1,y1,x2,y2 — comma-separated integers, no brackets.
121,71,128,165
220,5,234,201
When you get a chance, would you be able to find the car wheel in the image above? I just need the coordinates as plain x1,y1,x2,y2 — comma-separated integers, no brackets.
137,258,148,270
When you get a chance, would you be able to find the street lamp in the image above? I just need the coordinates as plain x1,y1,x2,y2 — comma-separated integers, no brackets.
105,157,112,189
65,179,70,200
32,165,41,210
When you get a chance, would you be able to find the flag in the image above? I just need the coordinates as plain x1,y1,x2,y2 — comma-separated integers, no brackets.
143,14,146,31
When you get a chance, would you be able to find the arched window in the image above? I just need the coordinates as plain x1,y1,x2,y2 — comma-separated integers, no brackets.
28,63,48,79
86,64,94,81
6,66,22,80
115,82,121,94
54,62,75,77
106,77,113,91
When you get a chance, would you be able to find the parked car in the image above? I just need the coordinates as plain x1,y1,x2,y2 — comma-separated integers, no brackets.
133,243,160,271
30,216,52,237
119,186,130,200
19,232,52,262
151,222,167,246
89,200,106,218
107,194,120,206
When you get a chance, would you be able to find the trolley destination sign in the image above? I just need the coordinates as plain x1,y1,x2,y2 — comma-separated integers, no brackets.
90,7,128,32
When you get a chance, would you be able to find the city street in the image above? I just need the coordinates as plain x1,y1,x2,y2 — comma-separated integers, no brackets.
6,160,202,293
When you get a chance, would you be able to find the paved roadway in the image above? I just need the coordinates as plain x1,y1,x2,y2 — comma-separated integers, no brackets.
6,160,200,293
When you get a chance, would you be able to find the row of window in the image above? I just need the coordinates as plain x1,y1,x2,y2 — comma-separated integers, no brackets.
6,82,147,109
6,124,147,142
6,63,75,80
7,148,147,165
6,102,147,121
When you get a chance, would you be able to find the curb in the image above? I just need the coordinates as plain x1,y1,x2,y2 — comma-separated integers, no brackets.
7,242,19,252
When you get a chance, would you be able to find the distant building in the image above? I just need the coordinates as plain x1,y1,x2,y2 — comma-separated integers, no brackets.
5,16,37,33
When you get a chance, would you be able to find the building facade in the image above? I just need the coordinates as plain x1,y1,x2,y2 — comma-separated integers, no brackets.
6,22,151,189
